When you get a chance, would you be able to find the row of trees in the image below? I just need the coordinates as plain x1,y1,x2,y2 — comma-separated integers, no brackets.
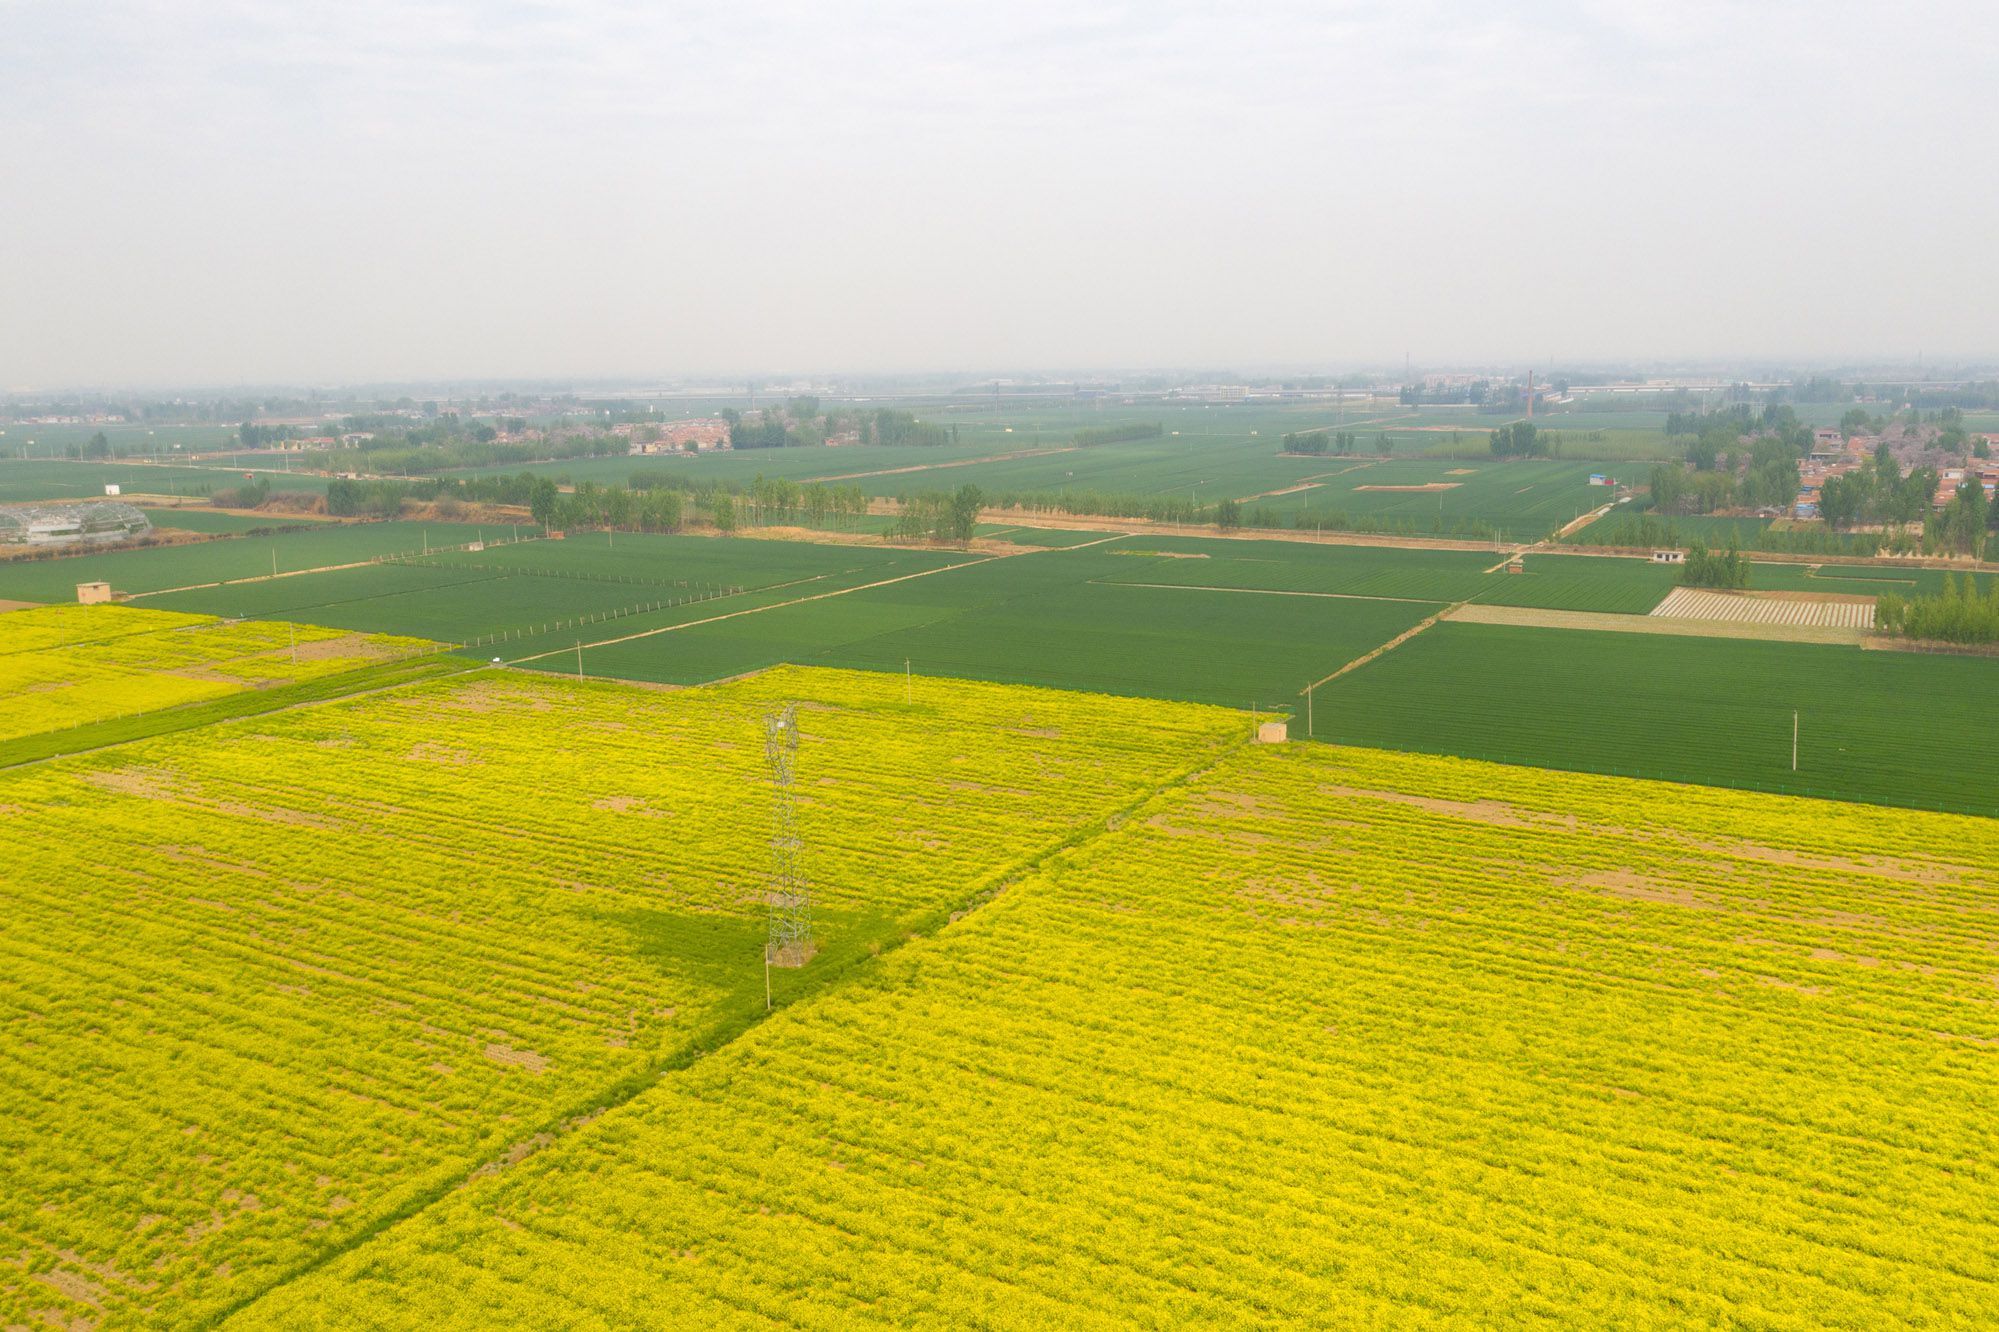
867,409,954,448
326,471,559,518
1927,476,1995,557
1877,575,1999,644
1817,449,1936,529
1576,514,1890,557
529,481,686,532
60,431,115,459
1281,430,1360,456
330,431,625,477
1678,541,1751,589
888,486,984,542
1651,449,1800,514
1488,422,1549,458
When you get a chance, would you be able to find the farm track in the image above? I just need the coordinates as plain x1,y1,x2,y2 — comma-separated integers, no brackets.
0,652,480,771
956,509,1508,553
1301,601,1465,692
1447,602,1867,645
1098,581,1444,607
509,535,1130,666
121,538,548,602
1233,460,1379,502
816,446,1076,483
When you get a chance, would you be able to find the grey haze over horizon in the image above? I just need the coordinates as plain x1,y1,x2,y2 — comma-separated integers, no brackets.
4,0,1996,390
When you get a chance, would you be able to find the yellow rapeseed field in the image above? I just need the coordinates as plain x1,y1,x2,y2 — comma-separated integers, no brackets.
0,604,433,743
234,742,1999,1329
0,666,1246,1329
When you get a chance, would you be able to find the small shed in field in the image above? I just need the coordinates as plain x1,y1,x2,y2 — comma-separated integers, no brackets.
77,581,112,604
1256,719,1288,744
1650,549,1685,565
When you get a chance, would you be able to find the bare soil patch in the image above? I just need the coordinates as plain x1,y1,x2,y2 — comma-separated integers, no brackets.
1315,783,1580,832
1577,869,1712,909
1237,482,1324,501
482,1043,550,1073
81,767,185,800
291,632,408,663
1447,602,1865,646
819,446,1073,483
1354,482,1461,493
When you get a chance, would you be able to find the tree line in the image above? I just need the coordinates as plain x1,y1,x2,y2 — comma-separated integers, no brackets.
1877,574,1999,645
887,486,984,543
1677,540,1750,589
1488,423,1552,458
1281,430,1360,456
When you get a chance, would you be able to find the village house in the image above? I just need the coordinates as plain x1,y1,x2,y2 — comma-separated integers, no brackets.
631,418,730,454
1933,466,1999,509
1794,457,1861,519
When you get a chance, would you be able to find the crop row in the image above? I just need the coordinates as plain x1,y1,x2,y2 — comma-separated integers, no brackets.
0,606,434,744
230,743,1999,1328
1318,621,1999,814
0,666,1246,1329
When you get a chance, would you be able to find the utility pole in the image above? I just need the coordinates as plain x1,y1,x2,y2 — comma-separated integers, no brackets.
905,658,912,703
1792,711,1798,772
762,704,813,983
1308,681,1314,737
289,621,296,663
576,641,584,681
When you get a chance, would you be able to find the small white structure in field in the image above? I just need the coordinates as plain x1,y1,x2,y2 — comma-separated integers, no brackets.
1651,549,1685,565
103,483,121,496
77,581,112,604
1256,719,1289,744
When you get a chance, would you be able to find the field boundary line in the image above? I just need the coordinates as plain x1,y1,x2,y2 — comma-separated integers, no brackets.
0,653,480,771
965,509,1507,553
1302,601,1465,693
507,539,1131,666
815,445,1076,483
1093,580,1446,607
203,686,1257,1330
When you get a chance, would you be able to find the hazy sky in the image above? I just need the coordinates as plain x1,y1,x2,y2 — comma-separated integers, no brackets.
4,1,1995,387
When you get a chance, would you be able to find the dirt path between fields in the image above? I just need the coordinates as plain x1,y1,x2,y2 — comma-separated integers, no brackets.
817,446,1075,482
1234,461,1377,502
1480,501,1620,574
1100,581,1445,607
118,537,547,603
1444,602,1866,645
206,687,1260,1328
509,534,1130,665
956,509,1508,553
1301,601,1466,693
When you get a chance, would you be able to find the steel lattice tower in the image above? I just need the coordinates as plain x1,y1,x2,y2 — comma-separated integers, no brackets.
763,704,813,966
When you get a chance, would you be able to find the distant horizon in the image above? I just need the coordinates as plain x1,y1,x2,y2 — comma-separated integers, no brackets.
6,2,1996,386
7,356,1999,403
